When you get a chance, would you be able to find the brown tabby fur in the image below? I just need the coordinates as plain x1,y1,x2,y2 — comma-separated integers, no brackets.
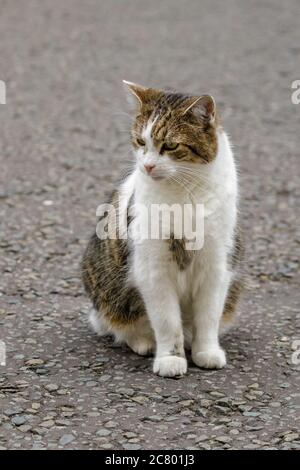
81,193,245,329
131,88,219,163
81,190,146,327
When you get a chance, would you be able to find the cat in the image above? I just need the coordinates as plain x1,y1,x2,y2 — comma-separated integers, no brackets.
81,81,244,377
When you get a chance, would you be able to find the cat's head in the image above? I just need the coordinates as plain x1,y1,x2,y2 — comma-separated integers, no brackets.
124,81,219,181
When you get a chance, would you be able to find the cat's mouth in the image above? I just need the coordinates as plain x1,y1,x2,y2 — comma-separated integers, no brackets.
149,174,165,181
140,167,166,181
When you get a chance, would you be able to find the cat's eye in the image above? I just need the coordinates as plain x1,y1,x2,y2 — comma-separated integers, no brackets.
163,142,179,151
136,138,145,146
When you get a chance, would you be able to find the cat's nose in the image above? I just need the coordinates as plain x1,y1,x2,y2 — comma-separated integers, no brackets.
144,164,156,174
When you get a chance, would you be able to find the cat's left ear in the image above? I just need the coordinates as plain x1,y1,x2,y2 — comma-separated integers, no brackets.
182,95,216,123
123,80,148,108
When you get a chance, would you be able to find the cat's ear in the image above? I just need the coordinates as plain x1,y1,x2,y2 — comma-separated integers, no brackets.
182,95,216,123
123,80,148,108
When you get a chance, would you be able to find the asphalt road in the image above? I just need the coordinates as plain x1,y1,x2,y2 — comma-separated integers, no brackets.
0,0,299,450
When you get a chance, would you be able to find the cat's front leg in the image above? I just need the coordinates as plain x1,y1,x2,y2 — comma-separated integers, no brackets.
134,260,187,376
192,259,231,369
149,289,187,377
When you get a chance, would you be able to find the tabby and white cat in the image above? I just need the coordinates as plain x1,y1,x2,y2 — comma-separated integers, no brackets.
81,82,244,377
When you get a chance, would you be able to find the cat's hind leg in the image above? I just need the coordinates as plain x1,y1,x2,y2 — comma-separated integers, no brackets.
123,316,155,356
126,335,155,356
89,308,155,355
89,308,109,336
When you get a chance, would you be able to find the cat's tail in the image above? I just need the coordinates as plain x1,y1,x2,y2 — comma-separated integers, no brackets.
219,277,244,335
220,308,239,335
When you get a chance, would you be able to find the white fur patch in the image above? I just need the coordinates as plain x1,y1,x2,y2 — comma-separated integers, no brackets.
141,117,158,149
116,129,238,376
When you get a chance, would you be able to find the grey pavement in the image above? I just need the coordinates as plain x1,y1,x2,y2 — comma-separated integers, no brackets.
0,0,299,450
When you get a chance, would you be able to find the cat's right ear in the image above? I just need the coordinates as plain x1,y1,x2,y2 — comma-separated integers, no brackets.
123,80,148,108
182,95,216,123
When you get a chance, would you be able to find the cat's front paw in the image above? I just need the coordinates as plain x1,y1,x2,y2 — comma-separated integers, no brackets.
153,355,187,377
192,347,226,369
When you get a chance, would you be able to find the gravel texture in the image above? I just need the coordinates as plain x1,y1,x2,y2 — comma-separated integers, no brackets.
0,0,299,450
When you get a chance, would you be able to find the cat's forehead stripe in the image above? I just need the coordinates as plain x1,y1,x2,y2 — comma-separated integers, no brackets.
142,116,158,143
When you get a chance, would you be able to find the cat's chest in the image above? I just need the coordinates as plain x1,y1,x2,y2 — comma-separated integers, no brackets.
133,185,226,244
173,249,207,300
